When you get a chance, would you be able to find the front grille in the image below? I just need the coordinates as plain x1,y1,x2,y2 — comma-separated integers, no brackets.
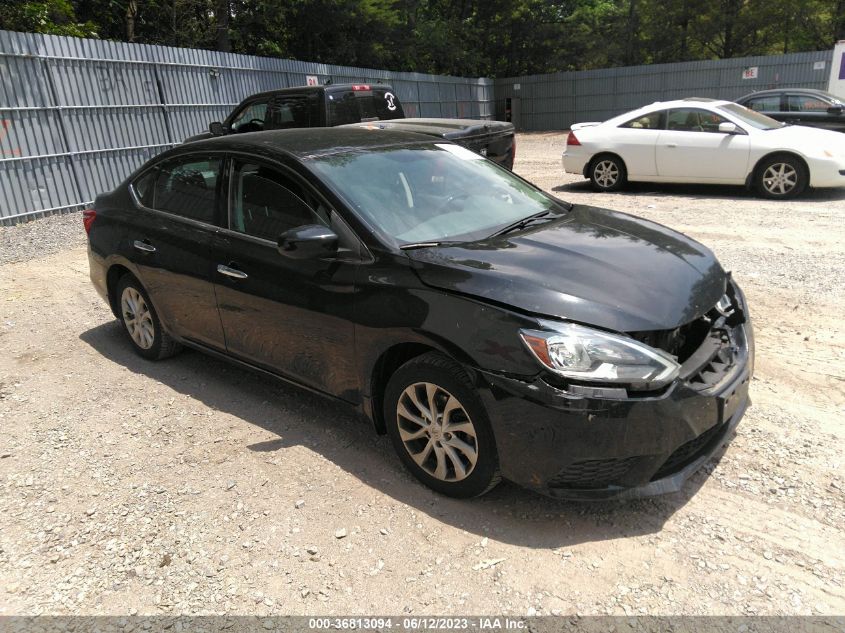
630,284,748,392
651,420,728,481
630,314,712,363
548,457,640,489
687,339,734,387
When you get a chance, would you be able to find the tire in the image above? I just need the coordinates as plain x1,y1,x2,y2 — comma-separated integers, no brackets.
755,154,807,199
383,352,501,498
588,154,627,192
116,274,181,360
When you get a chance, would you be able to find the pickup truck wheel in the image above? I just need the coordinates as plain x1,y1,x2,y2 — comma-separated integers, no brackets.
383,352,501,498
589,155,626,192
117,275,181,361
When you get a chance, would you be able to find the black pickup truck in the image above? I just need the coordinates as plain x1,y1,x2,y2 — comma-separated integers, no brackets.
186,83,515,169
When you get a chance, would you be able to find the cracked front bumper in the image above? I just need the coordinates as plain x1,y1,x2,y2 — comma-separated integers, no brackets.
476,314,754,501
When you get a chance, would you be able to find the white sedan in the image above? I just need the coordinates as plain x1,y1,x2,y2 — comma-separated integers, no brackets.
562,98,845,198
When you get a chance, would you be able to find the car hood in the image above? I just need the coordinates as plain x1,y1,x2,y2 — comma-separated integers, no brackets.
762,124,845,148
346,119,514,140
406,205,727,332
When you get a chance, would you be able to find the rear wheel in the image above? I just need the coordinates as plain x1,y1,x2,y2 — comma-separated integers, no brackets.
116,275,181,360
755,155,807,199
383,352,500,498
589,155,627,192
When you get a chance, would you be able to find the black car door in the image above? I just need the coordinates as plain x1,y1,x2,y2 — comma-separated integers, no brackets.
211,156,362,400
127,154,226,348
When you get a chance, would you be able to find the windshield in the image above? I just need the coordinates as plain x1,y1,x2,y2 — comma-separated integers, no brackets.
308,143,565,245
718,103,785,130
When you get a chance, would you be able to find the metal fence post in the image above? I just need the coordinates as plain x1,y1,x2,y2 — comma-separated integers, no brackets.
40,55,86,214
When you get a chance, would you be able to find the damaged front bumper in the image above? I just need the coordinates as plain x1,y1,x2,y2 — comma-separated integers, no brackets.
476,284,755,501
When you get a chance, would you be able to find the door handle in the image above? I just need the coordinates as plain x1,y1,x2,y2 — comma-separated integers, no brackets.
133,240,156,253
665,143,677,148
217,264,248,280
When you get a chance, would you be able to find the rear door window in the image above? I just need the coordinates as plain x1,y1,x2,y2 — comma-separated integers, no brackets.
745,95,781,112
619,111,664,129
326,86,404,125
266,94,320,130
134,156,222,224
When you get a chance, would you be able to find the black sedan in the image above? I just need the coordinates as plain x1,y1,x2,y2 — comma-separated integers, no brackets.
85,128,753,500
736,88,845,132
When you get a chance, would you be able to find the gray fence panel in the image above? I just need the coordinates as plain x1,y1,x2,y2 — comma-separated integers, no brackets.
0,109,65,158
0,30,493,224
168,104,236,142
48,59,161,106
63,107,171,152
496,49,834,130
1,156,81,221
0,29,831,222
0,56,53,108
74,147,160,201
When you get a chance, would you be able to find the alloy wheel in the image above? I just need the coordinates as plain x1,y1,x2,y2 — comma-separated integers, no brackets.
121,286,155,350
762,162,798,196
396,382,479,482
593,160,619,188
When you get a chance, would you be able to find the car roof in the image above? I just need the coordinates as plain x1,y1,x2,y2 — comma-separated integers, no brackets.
169,127,438,160
603,98,733,123
647,98,733,109
236,83,394,103
737,88,842,100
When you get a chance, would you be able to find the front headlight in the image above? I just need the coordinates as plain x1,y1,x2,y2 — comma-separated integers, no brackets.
519,321,680,390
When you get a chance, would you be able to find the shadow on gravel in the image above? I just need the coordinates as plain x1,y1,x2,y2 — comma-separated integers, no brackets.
80,321,728,548
553,180,845,201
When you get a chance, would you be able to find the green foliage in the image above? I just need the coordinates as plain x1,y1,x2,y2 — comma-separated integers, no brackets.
0,0,99,37
3,0,844,76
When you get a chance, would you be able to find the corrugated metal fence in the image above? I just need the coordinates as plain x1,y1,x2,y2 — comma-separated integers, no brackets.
0,30,494,224
495,50,834,131
0,29,836,224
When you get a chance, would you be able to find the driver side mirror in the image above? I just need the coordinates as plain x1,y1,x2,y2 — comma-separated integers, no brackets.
718,122,739,134
278,225,338,259
827,105,843,115
209,121,226,136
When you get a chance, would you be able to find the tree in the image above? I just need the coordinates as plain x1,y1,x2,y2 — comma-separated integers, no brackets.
0,0,99,36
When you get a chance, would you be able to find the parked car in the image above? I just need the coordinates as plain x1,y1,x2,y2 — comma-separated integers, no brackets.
185,83,516,170
736,88,845,133
85,128,753,500
562,98,845,198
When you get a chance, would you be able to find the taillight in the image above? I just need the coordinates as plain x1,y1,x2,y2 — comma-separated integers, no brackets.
567,131,581,146
82,208,96,235
351,84,371,91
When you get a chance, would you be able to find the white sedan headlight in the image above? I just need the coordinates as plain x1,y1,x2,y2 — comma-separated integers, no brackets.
520,321,680,389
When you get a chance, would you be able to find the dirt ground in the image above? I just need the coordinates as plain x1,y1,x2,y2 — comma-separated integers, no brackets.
1,132,844,617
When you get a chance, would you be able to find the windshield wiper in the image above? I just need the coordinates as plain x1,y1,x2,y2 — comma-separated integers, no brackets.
488,209,557,238
400,241,442,250
399,240,466,250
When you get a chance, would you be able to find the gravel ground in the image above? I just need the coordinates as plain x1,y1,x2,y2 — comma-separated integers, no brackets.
0,132,844,617
0,213,86,266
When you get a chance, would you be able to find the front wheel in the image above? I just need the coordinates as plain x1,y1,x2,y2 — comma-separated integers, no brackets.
589,155,627,192
755,155,807,199
116,275,181,360
383,352,500,498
